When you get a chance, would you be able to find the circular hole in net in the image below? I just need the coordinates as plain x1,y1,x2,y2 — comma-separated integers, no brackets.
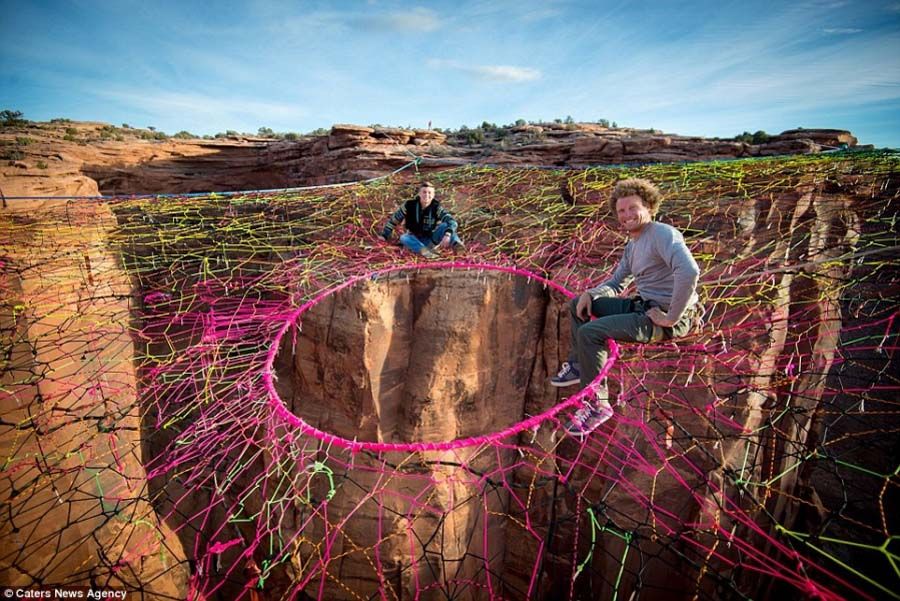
267,263,599,451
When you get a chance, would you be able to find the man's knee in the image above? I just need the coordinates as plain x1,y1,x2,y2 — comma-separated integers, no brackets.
576,323,609,347
399,233,419,250
432,223,449,240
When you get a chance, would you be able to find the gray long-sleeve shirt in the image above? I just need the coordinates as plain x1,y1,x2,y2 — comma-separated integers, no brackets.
589,221,700,320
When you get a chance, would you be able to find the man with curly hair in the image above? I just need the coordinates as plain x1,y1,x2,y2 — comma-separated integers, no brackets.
552,178,701,436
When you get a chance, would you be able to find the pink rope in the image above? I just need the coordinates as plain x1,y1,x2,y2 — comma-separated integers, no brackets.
263,261,620,453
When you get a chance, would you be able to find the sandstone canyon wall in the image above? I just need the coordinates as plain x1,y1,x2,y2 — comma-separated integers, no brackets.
1,119,860,197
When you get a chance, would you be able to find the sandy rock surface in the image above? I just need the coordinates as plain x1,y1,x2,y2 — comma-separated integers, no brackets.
1,120,860,197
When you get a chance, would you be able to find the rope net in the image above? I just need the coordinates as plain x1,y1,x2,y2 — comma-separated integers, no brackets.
1,152,898,600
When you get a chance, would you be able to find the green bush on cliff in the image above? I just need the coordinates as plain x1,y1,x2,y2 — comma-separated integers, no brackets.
735,130,772,144
465,129,484,145
3,148,25,161
139,129,169,140
1,109,27,127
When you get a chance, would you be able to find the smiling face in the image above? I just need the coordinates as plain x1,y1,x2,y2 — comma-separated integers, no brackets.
418,184,435,207
615,194,653,237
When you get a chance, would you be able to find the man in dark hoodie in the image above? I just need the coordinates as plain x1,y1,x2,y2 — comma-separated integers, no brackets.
381,181,464,258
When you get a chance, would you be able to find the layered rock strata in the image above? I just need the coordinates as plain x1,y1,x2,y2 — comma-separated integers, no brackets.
1,120,861,196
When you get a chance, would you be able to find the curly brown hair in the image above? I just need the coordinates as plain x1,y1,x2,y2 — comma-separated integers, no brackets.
608,178,663,216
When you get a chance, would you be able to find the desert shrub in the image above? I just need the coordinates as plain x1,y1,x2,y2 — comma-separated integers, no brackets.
173,130,195,139
139,130,169,140
36,160,48,169
16,136,34,145
752,130,771,144
2,148,25,160
65,127,78,136
735,130,771,144
1,110,27,127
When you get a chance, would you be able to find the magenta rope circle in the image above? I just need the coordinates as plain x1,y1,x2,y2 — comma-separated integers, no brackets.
263,260,620,453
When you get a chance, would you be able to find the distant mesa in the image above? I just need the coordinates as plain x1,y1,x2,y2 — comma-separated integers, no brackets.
0,115,865,196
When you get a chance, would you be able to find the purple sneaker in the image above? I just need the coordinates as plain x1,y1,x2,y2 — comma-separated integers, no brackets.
564,395,614,437
551,362,581,387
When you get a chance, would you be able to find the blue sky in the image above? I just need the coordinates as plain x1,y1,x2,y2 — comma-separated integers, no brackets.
2,0,899,147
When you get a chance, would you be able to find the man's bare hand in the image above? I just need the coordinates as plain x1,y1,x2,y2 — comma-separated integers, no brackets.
647,307,676,327
439,233,452,250
576,291,593,320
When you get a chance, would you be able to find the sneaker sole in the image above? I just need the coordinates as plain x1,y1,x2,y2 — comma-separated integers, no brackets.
550,379,581,388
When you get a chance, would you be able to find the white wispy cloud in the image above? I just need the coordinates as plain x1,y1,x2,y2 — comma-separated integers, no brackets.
367,7,441,32
823,27,863,34
461,0,567,22
92,88,308,131
428,59,541,82
292,7,441,33
800,0,847,9
516,4,900,139
519,6,564,21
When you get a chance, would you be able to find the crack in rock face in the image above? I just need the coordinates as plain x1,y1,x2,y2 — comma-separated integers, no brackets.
274,269,554,444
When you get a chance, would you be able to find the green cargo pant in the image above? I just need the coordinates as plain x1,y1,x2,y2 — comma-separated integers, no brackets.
568,296,696,388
